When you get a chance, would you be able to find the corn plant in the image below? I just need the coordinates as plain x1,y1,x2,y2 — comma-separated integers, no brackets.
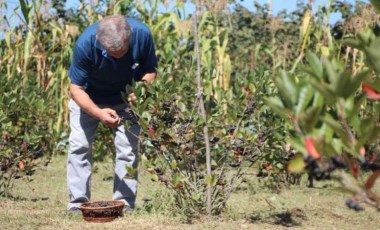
0,0,76,195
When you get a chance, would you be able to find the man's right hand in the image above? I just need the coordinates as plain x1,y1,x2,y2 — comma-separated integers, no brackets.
99,108,121,128
70,84,122,128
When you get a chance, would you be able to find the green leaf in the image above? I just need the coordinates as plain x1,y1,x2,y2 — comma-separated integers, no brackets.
287,154,306,173
298,106,322,133
357,116,380,149
309,79,336,102
295,85,314,116
347,95,366,125
19,0,31,25
322,114,351,147
205,174,217,187
170,160,177,170
143,140,154,148
312,92,324,107
177,102,187,112
171,173,182,184
264,97,288,118
150,174,159,182
331,138,343,153
275,70,298,109
343,38,362,49
349,70,370,93
319,123,334,141
305,51,323,80
192,192,202,201
125,165,136,179
324,59,340,90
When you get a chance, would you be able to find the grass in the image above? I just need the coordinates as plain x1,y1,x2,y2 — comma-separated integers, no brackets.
0,154,379,230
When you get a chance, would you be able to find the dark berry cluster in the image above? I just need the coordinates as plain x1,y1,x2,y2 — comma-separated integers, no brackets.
229,162,241,168
304,156,343,181
0,157,11,171
151,140,160,149
304,156,324,180
360,159,380,171
177,126,187,136
160,114,175,126
305,154,380,181
227,125,236,135
232,139,245,153
345,198,364,211
124,110,139,125
210,136,220,144
161,101,172,111
97,201,112,207
149,120,159,130
244,98,256,115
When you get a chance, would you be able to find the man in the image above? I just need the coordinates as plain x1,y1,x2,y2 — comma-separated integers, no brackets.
67,15,157,212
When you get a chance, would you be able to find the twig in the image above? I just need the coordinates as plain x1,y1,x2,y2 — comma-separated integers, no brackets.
193,0,212,215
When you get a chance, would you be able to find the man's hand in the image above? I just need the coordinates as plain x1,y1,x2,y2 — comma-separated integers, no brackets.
99,108,121,128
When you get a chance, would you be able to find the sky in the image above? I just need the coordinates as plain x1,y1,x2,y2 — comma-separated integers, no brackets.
61,0,369,22
179,0,370,24
2,0,371,28
240,0,370,23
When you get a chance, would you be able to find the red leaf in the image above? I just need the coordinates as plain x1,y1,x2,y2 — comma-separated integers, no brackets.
362,83,380,100
161,133,172,140
4,132,10,142
241,86,252,96
305,138,320,159
18,161,25,170
175,181,185,189
148,127,156,138
351,162,359,178
22,142,29,152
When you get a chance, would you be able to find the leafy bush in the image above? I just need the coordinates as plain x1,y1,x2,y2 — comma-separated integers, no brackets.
266,24,380,211
124,60,293,218
0,74,59,196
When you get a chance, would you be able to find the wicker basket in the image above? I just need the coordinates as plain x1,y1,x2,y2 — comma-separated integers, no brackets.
79,200,125,223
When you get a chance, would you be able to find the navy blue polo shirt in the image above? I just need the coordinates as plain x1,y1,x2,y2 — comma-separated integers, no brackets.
69,18,157,105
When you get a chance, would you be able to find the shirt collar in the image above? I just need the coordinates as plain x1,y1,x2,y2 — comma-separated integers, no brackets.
95,39,112,59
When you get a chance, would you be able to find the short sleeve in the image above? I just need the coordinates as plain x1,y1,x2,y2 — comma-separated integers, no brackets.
69,44,92,86
140,31,157,74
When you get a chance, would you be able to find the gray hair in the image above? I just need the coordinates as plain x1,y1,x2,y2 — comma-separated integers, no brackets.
96,15,131,52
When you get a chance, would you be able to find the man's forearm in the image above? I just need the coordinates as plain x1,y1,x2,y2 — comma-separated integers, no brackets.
69,84,103,120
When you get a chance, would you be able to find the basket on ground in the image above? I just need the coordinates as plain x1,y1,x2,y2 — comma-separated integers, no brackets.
79,200,125,223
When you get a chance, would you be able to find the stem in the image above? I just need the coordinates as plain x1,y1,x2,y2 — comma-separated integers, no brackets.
290,113,304,137
193,0,212,216
337,100,356,146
